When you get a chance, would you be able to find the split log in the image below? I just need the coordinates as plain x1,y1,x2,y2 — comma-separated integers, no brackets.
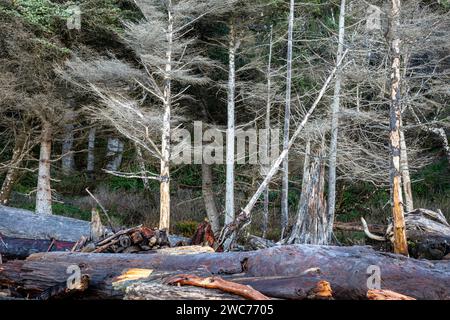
1,245,449,300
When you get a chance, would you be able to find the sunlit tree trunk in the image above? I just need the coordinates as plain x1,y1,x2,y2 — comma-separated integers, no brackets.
400,117,413,213
159,0,173,231
327,0,346,241
36,122,53,215
388,0,408,256
281,0,295,239
225,21,237,227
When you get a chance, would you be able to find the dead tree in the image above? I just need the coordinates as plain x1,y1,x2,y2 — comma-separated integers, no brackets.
387,0,408,256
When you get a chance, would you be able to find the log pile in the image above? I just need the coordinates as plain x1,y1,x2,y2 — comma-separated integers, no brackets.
73,226,171,254
0,205,190,259
1,245,449,300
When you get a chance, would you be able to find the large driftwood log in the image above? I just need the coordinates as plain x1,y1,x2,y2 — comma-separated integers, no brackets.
0,206,189,258
0,245,449,300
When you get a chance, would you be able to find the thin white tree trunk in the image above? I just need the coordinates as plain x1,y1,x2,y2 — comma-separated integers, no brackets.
159,1,173,231
262,25,273,239
388,0,408,256
326,0,346,240
87,127,96,175
36,122,53,215
225,22,237,226
281,0,295,239
202,163,220,235
400,117,413,213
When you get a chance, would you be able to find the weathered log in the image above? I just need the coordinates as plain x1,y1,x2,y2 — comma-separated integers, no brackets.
367,289,415,300
0,205,92,242
360,209,450,259
166,274,270,300
0,245,449,300
0,206,190,258
0,235,74,260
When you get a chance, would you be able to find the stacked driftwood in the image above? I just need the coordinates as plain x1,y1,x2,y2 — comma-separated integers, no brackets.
72,226,171,254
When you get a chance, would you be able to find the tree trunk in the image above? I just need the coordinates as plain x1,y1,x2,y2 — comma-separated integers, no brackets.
0,132,28,205
288,143,328,244
226,22,237,227
281,0,295,239
105,137,124,172
35,122,52,215
159,2,173,231
61,123,75,175
86,127,96,177
261,25,274,239
388,0,408,256
327,0,346,240
201,163,220,235
1,245,449,300
400,117,413,212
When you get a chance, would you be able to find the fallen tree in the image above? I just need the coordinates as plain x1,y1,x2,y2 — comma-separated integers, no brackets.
1,245,449,300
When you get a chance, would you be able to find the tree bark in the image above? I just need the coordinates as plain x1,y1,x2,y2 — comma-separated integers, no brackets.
388,0,408,256
86,127,96,177
0,132,28,205
262,25,274,239
281,0,295,239
400,117,413,212
288,143,328,244
226,21,237,227
159,1,173,231
201,163,220,235
35,122,53,215
1,245,449,300
327,0,346,240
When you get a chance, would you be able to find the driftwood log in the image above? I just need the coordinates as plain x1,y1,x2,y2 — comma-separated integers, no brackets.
1,245,449,300
361,208,450,259
0,205,189,259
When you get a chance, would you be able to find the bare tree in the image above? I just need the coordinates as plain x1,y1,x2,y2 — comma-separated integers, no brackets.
281,0,295,239
327,0,346,240
387,0,408,256
61,0,229,230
